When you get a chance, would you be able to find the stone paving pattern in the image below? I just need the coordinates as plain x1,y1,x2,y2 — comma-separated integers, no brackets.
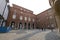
0,30,60,40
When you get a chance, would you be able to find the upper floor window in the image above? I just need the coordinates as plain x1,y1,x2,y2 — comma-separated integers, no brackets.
12,10,16,19
20,16,23,20
12,15,16,19
28,17,31,21
24,17,27,21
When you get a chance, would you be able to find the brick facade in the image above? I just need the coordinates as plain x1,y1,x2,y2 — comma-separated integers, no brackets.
6,4,57,30
37,8,57,29
6,4,36,29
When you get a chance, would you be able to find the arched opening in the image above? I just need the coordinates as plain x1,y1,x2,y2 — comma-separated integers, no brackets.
19,22,23,29
10,21,15,29
32,23,34,29
28,23,30,29
24,23,27,29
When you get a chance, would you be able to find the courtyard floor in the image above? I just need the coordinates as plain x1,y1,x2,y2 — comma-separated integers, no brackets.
0,29,60,40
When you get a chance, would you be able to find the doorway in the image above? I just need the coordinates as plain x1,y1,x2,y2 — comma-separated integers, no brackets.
33,23,34,29
19,23,23,29
24,23,27,29
10,21,15,29
28,23,30,29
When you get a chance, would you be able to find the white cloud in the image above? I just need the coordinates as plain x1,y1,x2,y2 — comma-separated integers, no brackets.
9,0,51,15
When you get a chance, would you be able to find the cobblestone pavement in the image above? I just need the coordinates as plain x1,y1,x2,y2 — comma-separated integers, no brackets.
0,29,60,40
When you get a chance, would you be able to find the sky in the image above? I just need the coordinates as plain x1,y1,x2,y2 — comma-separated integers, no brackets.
9,0,51,15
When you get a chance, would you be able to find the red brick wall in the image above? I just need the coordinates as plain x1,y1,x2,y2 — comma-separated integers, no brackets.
6,4,57,29
6,4,36,29
37,8,57,29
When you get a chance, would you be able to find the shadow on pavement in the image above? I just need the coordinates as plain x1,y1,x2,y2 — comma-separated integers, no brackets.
45,31,60,40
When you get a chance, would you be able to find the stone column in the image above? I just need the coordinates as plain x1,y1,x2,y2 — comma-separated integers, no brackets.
26,23,28,29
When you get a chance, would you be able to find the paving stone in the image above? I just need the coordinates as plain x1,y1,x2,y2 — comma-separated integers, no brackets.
0,30,60,40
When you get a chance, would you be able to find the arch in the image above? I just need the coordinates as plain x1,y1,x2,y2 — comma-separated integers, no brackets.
28,23,30,29
32,23,34,29
19,22,23,29
10,21,15,29
24,23,27,29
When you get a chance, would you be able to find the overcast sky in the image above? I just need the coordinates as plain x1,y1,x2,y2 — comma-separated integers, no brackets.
9,0,51,15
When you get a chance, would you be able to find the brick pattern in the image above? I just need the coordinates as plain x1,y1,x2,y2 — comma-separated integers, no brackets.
6,4,36,29
6,4,57,29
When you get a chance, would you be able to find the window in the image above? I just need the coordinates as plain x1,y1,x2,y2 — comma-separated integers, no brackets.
21,12,23,14
24,17,27,21
12,15,16,19
20,16,23,20
13,10,16,19
28,17,31,21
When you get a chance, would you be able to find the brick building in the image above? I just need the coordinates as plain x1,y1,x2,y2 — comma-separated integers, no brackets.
6,4,36,29
6,4,57,30
37,8,57,29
